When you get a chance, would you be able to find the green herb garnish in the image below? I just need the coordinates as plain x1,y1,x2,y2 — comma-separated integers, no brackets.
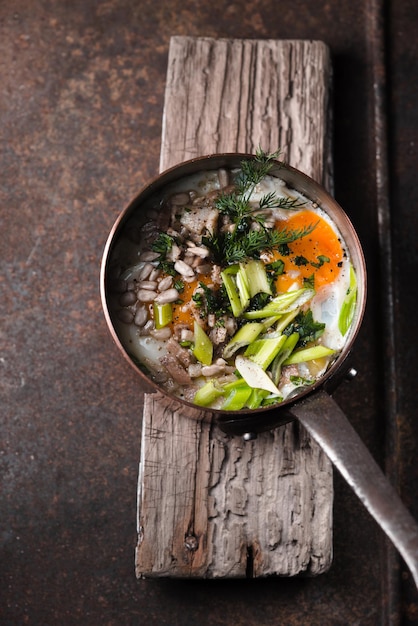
283,310,325,346
151,233,177,274
204,224,316,265
159,260,176,276
311,255,330,269
294,255,309,266
151,232,175,256
290,375,314,386
202,150,314,265
266,259,285,276
278,243,291,256
192,282,229,319
174,279,185,293
303,274,315,289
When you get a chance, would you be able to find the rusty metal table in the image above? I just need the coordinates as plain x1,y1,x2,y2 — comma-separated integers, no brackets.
1,0,417,624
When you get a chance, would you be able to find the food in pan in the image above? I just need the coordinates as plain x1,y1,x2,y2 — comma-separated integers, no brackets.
106,151,357,410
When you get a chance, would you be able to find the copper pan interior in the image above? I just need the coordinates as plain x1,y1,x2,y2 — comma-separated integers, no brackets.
100,154,367,431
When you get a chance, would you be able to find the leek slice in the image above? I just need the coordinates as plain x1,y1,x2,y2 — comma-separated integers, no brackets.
235,355,281,395
223,322,265,359
193,380,224,406
221,384,253,410
239,259,272,298
221,260,272,317
338,264,357,336
275,308,300,333
246,388,270,409
283,345,335,365
244,334,286,370
153,302,173,328
262,315,282,330
243,288,314,320
270,332,299,384
222,378,247,392
193,321,213,366
236,269,250,311
221,270,244,317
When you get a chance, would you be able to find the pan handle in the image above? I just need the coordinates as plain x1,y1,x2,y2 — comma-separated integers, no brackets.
288,389,418,589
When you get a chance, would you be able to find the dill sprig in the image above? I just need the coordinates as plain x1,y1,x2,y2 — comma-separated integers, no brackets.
203,222,316,265
235,148,281,199
258,192,306,212
205,150,314,265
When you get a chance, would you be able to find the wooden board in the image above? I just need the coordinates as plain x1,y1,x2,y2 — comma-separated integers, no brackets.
136,36,333,579
159,37,333,186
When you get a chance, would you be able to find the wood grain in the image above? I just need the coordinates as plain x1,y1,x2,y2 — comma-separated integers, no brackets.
160,37,332,187
136,37,333,579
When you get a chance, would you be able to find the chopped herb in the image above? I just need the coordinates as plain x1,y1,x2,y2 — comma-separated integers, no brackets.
303,274,315,289
192,292,204,307
294,255,309,266
151,232,175,257
290,375,314,386
278,243,292,256
151,233,178,274
159,260,176,276
192,282,229,319
283,310,325,346
200,282,226,316
248,292,271,311
266,259,285,275
311,255,330,268
174,279,185,293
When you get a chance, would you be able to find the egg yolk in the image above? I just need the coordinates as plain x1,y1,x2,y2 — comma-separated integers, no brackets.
272,210,344,292
170,273,214,330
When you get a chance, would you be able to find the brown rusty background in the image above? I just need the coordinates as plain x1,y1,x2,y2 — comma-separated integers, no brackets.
1,0,417,624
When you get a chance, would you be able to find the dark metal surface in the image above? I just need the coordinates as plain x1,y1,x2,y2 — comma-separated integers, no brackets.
1,0,418,624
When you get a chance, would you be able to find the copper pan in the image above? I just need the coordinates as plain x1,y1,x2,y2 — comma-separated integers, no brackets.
100,154,418,586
